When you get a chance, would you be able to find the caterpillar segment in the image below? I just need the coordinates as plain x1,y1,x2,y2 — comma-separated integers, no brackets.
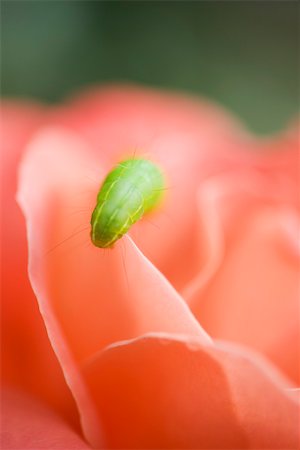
90,159,165,248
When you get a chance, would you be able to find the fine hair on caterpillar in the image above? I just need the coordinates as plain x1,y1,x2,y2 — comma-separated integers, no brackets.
90,157,166,249
46,154,169,257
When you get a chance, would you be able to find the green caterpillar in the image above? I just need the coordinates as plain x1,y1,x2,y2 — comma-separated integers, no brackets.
90,158,165,248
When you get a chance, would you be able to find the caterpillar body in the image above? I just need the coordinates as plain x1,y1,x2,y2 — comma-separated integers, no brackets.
90,158,165,248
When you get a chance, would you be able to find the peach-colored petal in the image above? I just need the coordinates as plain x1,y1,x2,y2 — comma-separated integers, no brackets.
11,88,299,449
1,102,79,425
83,334,299,449
17,126,211,446
1,386,90,449
185,172,300,383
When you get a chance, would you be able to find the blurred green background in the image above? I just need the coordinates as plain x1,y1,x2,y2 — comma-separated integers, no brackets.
2,1,299,134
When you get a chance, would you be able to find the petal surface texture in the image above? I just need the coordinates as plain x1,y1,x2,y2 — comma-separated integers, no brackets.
83,335,299,449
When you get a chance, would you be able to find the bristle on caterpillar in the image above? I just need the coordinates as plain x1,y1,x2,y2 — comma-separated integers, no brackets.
90,158,165,248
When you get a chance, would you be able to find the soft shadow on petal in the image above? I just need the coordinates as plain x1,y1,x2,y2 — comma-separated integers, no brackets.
18,127,211,447
82,334,299,449
1,386,90,449
184,172,300,383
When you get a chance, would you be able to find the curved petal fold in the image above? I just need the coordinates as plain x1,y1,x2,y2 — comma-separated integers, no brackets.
83,334,299,449
1,102,78,424
184,171,300,383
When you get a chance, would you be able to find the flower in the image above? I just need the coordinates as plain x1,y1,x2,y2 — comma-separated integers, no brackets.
1,86,299,449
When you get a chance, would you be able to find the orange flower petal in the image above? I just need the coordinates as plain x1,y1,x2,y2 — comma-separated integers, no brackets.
18,126,211,446
83,334,299,449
